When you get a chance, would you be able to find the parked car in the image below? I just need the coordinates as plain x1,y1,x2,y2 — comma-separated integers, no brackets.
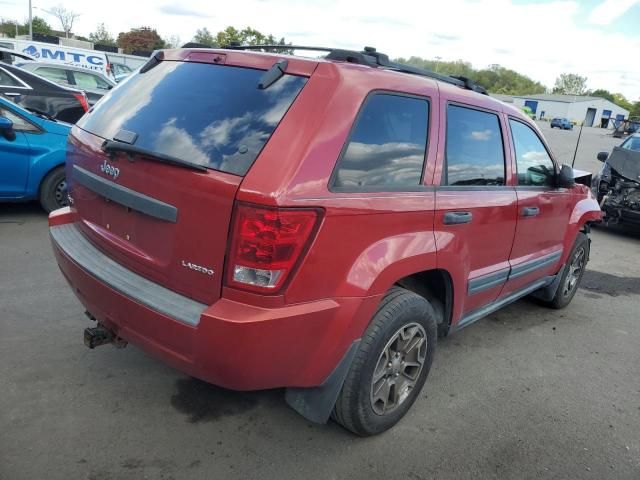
0,62,88,123
49,46,602,436
550,117,573,130
0,96,70,212
592,133,640,227
15,61,115,106
0,46,37,64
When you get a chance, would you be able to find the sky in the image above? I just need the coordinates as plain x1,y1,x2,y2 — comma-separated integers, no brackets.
2,0,639,100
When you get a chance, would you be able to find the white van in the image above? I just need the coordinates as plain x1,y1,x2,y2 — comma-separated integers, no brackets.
0,39,110,77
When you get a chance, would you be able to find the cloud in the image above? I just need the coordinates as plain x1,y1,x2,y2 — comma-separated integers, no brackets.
588,0,639,25
157,5,211,17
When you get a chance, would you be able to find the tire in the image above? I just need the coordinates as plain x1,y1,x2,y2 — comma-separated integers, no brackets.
546,232,589,309
39,166,68,213
332,286,437,436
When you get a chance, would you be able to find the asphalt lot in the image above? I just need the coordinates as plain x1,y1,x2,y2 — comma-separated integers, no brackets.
1,124,639,480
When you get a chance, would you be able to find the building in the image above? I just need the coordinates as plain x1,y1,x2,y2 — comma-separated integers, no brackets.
493,93,630,128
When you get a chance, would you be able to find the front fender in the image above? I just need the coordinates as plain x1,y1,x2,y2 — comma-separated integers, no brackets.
562,190,602,261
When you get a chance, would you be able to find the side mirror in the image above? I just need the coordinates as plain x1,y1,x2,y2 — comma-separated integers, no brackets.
0,116,16,141
558,164,575,188
597,151,608,162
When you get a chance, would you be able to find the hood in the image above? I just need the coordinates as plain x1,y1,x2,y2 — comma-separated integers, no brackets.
607,147,640,183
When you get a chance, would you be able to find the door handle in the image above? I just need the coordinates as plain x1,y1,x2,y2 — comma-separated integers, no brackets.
443,211,473,225
521,206,540,217
4,92,21,97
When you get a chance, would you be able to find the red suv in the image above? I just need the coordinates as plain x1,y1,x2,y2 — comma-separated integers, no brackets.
49,46,602,436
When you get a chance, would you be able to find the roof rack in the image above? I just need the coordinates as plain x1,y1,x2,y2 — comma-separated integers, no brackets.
223,44,488,94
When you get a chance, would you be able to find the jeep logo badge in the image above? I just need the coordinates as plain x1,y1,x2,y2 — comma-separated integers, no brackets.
100,160,120,180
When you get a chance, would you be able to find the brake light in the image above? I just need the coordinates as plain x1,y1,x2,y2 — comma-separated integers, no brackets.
225,203,322,293
74,92,89,112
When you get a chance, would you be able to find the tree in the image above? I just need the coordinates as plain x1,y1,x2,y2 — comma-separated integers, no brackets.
30,16,53,35
611,93,633,112
48,5,80,38
0,16,50,38
630,100,640,119
193,27,215,47
89,23,116,46
552,73,588,95
117,27,165,54
191,26,291,51
396,57,545,95
590,88,614,102
164,35,181,49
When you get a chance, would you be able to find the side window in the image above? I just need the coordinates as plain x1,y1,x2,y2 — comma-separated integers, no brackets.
73,71,111,90
444,105,505,186
35,67,70,85
0,67,22,87
509,120,556,186
332,93,429,190
0,107,40,133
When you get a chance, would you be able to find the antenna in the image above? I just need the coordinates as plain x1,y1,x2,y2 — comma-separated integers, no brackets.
571,111,587,168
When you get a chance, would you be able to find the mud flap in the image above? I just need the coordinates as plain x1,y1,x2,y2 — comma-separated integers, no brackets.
285,340,360,424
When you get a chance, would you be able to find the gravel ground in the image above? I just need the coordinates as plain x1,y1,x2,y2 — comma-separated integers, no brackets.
1,124,639,480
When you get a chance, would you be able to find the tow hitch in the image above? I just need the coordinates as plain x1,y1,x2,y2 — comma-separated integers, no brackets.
83,323,127,349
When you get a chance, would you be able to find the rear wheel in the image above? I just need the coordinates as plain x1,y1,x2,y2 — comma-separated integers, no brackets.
332,287,437,436
39,166,68,213
545,233,589,309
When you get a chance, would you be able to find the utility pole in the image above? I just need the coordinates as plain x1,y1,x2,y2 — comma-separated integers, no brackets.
29,0,33,39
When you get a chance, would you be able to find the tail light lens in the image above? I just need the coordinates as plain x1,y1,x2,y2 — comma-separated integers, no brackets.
73,92,89,112
225,203,322,293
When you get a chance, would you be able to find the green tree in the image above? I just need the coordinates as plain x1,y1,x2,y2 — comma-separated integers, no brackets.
552,73,588,95
89,23,116,46
611,93,633,111
193,27,215,46
192,26,290,51
0,16,51,38
396,57,545,95
117,27,165,54
630,100,640,118
29,16,53,35
589,88,614,102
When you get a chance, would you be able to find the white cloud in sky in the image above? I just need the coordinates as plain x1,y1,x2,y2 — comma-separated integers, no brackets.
588,0,639,25
3,0,640,99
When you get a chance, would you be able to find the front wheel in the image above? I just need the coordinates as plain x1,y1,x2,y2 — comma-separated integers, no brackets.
546,233,589,309
39,166,68,213
332,287,437,436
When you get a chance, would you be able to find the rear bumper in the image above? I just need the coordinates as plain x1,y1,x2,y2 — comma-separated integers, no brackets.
50,208,379,390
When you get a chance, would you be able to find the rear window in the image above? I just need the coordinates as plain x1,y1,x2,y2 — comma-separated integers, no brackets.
77,61,307,176
331,93,429,191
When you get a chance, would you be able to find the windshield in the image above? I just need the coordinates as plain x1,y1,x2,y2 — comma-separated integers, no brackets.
77,61,307,176
621,136,640,152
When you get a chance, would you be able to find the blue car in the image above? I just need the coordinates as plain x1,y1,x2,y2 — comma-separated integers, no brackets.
550,117,573,130
0,97,70,212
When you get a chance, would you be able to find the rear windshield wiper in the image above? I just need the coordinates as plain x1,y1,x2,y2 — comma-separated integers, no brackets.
101,140,208,172
258,59,288,89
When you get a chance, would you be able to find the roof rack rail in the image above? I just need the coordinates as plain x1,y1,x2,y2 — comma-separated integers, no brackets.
222,44,488,94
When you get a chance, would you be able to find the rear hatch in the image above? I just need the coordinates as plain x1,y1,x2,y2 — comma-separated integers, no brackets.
68,54,309,305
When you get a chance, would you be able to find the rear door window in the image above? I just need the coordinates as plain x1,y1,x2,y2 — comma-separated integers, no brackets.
332,93,429,190
35,67,71,86
77,61,307,176
444,105,505,186
72,71,111,90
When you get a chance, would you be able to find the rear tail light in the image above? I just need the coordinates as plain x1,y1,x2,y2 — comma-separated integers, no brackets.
74,92,89,112
225,203,322,293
